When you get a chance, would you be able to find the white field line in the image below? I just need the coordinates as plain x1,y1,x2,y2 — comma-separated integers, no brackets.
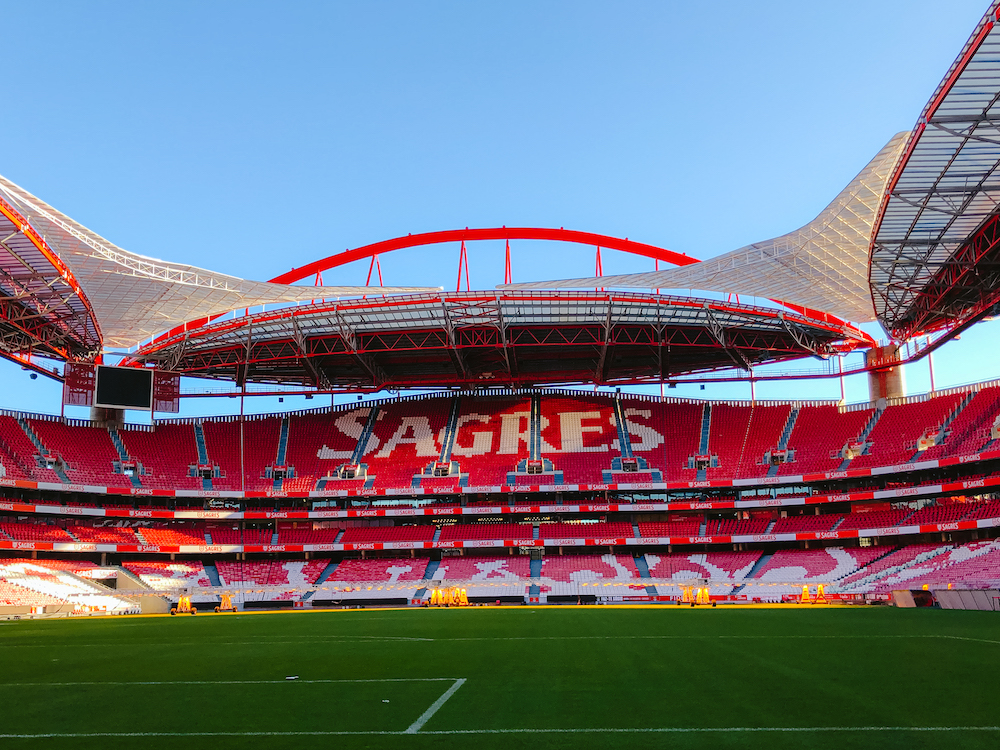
0,678,459,687
1,727,998,739
405,678,466,734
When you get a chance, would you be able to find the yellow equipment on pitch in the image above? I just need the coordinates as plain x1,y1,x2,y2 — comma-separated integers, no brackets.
215,593,238,613
429,586,469,606
170,595,197,616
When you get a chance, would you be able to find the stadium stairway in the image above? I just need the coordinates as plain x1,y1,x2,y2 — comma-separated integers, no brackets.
530,395,542,460
0,433,34,480
633,554,658,595
767,407,800,477
193,423,213,490
18,417,70,482
612,398,634,458
205,531,213,544
203,562,222,587
745,552,773,580
837,406,884,471
422,560,441,580
432,527,442,542
632,522,641,537
910,391,975,463
350,407,380,465
273,417,290,490
108,426,143,488
696,404,711,481
315,560,340,584
438,397,461,462
529,558,542,578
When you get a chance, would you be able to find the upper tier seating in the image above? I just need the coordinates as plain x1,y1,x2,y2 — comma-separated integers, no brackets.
449,395,533,486
438,523,531,541
283,408,371,492
836,508,913,530
780,405,874,475
637,519,702,537
538,522,633,539
539,554,639,582
360,400,451,489
137,526,208,546
851,394,962,468
276,525,342,544
964,500,1000,521
118,424,201,490
68,525,143,544
328,557,429,582
539,395,619,484
208,527,275,545
624,401,703,481
0,388,999,493
27,419,123,486
920,385,1000,459
0,522,75,542
705,404,791,480
705,518,770,535
339,525,435,544
904,502,974,526
0,415,60,482
770,514,842,534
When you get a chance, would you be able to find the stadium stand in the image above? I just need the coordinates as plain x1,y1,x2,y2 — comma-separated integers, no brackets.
338,525,435,544
624,401,703,481
360,400,450,489
436,555,531,580
850,394,962,468
449,395,532,486
122,560,211,588
118,424,201,490
539,394,618,483
539,554,639,582
328,557,429,582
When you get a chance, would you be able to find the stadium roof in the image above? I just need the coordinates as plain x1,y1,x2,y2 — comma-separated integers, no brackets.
870,1,1000,339
0,175,435,356
124,290,872,390
501,133,908,325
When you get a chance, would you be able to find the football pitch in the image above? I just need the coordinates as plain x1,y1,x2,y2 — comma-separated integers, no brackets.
1,605,998,749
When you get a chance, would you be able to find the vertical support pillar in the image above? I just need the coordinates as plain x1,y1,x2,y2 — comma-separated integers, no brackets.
927,337,936,393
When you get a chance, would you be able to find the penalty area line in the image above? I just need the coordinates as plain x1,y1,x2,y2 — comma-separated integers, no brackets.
1,726,998,739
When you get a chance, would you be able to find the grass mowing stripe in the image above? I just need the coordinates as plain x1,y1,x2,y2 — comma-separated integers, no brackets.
405,678,467,734
8,633,1000,647
1,727,998,738
0,678,460,687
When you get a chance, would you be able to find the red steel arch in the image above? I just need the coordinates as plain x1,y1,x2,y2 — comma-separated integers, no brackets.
268,227,698,285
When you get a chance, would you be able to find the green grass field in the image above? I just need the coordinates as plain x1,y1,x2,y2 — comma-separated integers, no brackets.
1,605,998,749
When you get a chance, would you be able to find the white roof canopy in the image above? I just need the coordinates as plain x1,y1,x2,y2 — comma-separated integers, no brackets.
0,176,435,349
503,133,909,325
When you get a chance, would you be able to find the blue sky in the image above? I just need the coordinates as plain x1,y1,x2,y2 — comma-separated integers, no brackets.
1,1,995,417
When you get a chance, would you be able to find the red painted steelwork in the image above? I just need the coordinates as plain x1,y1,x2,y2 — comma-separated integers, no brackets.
268,227,698,285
